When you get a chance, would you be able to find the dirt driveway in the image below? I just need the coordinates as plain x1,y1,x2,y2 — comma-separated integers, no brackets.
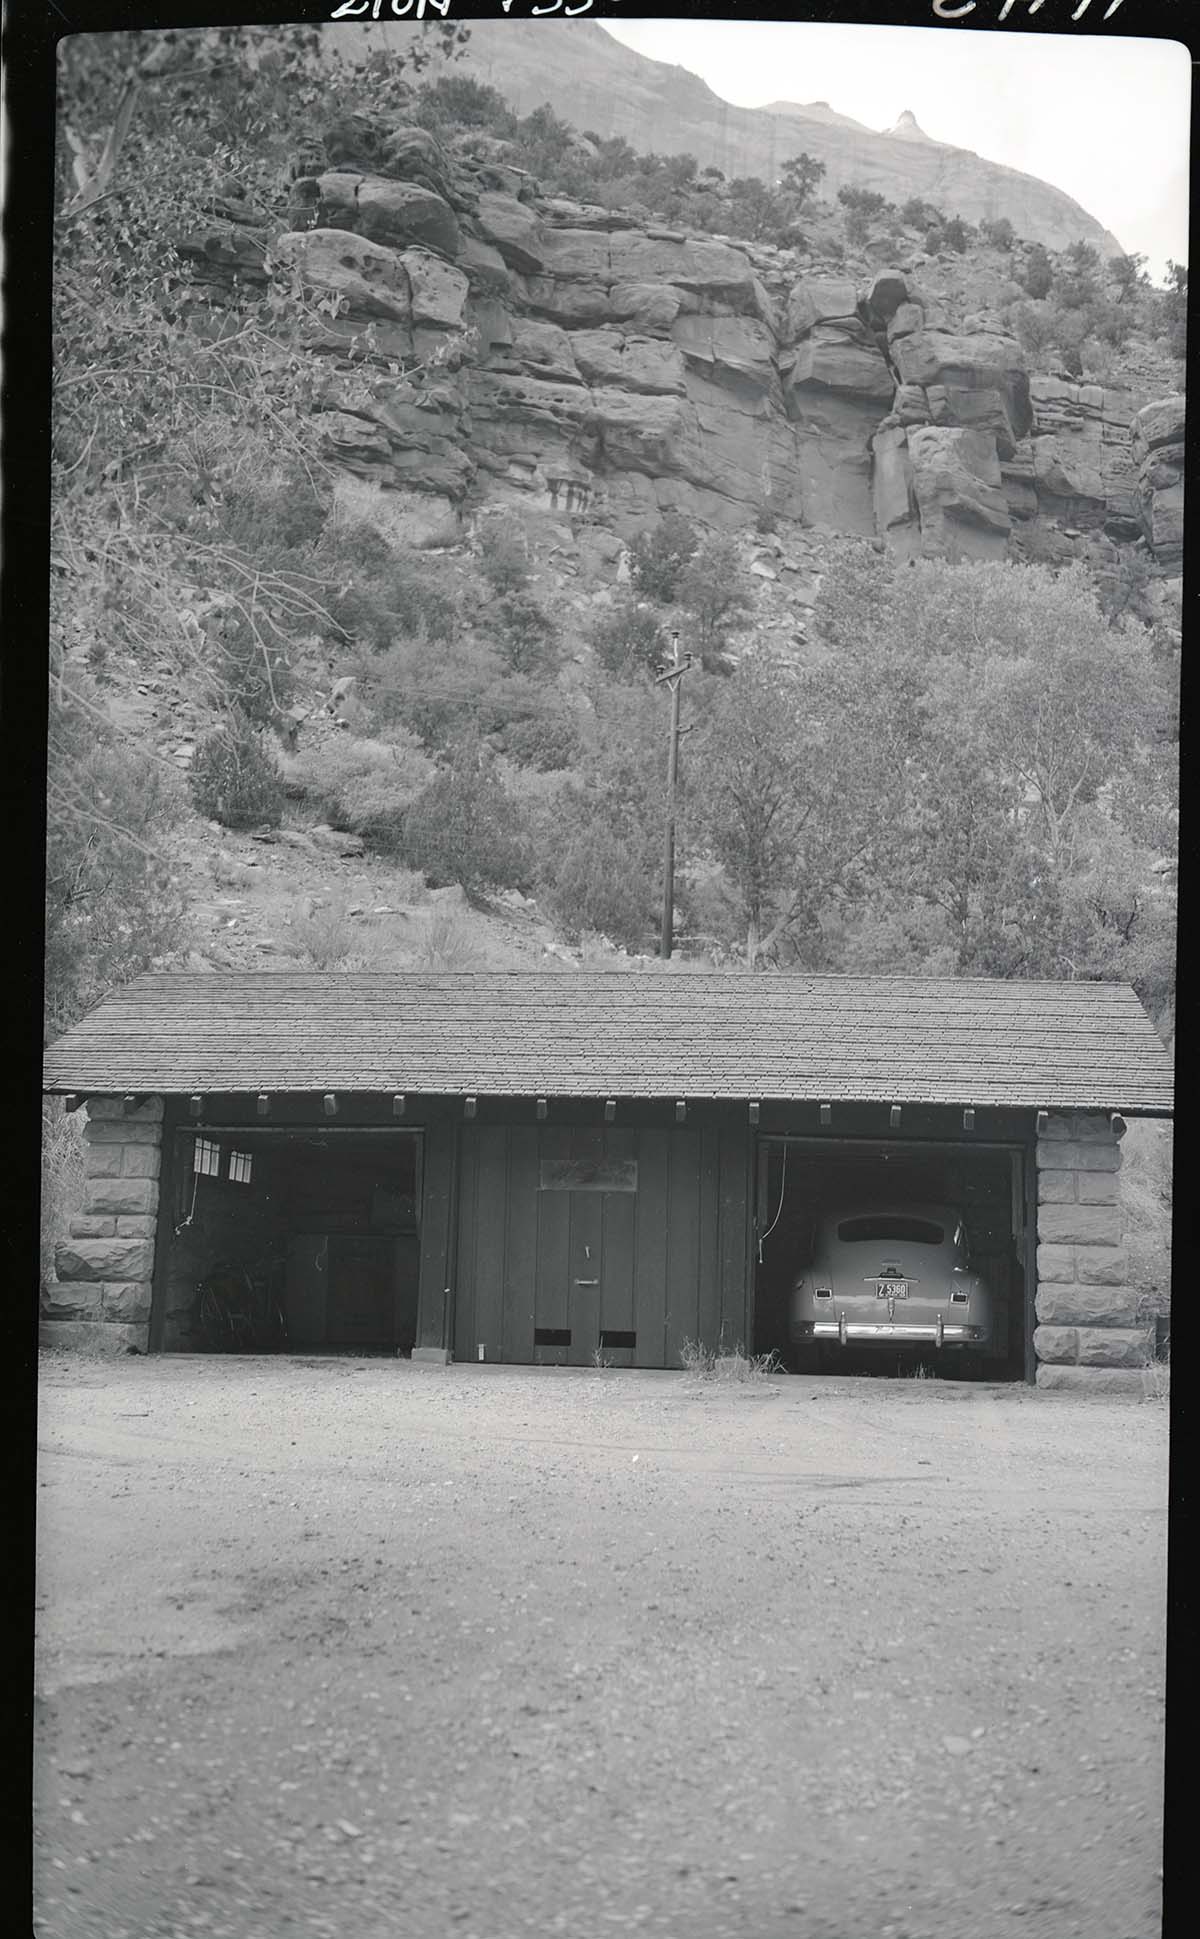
34,1356,1168,1939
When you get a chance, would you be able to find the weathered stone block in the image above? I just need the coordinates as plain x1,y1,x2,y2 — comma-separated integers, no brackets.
1075,1246,1130,1287
68,1215,117,1239
38,1320,149,1356
1035,1140,1120,1172
1038,1203,1123,1246
1036,1243,1076,1283
86,1095,164,1122
785,276,858,338
1076,1327,1153,1370
87,1177,159,1217
121,1144,162,1180
54,1237,155,1284
83,1120,162,1145
115,1215,158,1238
1033,1324,1078,1364
1077,1170,1120,1205
1037,1111,1075,1140
84,1142,124,1178
1036,1170,1077,1205
1035,1365,1148,1398
401,247,469,331
1036,1283,1140,1328
102,1282,154,1323
41,1282,104,1321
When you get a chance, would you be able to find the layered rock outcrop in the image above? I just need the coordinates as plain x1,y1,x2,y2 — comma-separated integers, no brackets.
1131,395,1185,569
337,19,1124,258
181,114,1182,572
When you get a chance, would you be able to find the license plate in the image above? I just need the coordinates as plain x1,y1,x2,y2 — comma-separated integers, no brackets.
876,1280,908,1298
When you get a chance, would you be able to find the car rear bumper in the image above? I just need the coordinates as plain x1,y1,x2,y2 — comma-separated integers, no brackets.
792,1319,990,1347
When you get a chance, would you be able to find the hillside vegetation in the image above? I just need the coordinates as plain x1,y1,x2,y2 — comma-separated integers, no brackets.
49,27,1180,1041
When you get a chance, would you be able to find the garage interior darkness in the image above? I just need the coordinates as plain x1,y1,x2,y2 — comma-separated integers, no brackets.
753,1138,1028,1379
158,1127,421,1353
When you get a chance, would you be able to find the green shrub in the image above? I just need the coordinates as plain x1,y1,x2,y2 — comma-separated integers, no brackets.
478,517,531,595
398,751,530,893
941,215,971,254
494,591,560,676
627,511,698,603
498,707,582,771
679,535,754,663
414,74,518,137
328,557,459,653
1020,245,1054,299
540,815,660,950
321,518,396,574
190,713,285,829
981,216,1016,251
45,679,185,1036
218,474,328,557
590,597,667,679
289,732,434,842
837,184,889,218
212,612,295,726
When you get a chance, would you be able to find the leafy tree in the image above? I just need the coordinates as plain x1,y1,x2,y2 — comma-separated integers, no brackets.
494,592,560,678
779,152,826,211
536,683,668,948
1160,260,1187,359
1111,251,1149,303
981,216,1016,250
1020,245,1054,299
678,535,754,669
940,215,972,254
690,646,875,967
45,680,185,1037
589,597,668,680
627,512,698,603
413,75,516,137
837,185,888,217
808,550,1177,1003
726,176,778,243
399,744,529,894
478,517,531,595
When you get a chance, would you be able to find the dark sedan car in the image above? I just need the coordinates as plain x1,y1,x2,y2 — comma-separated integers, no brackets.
790,1204,994,1352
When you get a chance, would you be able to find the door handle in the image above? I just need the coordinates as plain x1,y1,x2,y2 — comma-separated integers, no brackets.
574,1278,600,1287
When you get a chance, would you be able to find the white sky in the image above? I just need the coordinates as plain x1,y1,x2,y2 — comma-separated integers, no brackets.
601,19,1190,280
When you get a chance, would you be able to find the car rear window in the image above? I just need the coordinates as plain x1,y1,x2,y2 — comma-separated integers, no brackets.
836,1216,945,1245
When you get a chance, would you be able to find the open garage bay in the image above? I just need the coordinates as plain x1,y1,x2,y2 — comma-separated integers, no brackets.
35,1356,1168,1939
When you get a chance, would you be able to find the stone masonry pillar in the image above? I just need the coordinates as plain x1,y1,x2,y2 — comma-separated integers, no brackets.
42,1097,164,1354
1033,1110,1153,1394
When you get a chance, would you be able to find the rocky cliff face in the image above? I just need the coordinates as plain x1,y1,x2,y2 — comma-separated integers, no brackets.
334,19,1124,258
182,111,1181,583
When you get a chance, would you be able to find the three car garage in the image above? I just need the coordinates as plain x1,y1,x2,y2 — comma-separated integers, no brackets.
42,971,1173,1391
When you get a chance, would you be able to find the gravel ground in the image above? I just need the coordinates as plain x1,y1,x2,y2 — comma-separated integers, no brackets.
34,1355,1168,1939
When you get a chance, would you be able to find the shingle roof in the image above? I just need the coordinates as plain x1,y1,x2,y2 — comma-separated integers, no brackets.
42,972,1174,1114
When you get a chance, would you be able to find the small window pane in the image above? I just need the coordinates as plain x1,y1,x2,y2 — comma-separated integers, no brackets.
228,1150,253,1185
193,1138,221,1178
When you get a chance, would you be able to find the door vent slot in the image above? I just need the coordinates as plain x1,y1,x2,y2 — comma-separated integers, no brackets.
534,1328,571,1348
599,1330,636,1350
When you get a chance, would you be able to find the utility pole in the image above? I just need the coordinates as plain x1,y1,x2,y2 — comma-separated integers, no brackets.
655,628,693,960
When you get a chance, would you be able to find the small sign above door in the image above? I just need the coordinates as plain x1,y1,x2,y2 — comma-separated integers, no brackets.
539,1158,638,1193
